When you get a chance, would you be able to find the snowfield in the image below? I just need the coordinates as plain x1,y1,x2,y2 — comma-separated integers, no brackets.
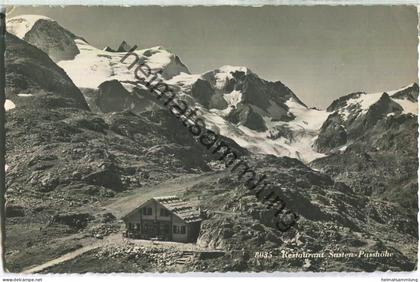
396,99,418,115
57,40,189,89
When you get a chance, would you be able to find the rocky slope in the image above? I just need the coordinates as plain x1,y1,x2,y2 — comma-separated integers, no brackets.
312,84,418,209
184,155,417,271
35,156,418,272
3,32,241,271
5,32,89,110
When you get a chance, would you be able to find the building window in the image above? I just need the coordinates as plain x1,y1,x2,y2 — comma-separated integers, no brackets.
173,225,186,234
160,208,170,217
128,223,133,230
143,207,152,216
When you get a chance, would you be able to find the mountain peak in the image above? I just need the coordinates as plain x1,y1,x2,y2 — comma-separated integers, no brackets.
7,15,54,38
103,46,115,52
218,65,251,74
116,40,132,52
391,82,419,102
7,14,80,62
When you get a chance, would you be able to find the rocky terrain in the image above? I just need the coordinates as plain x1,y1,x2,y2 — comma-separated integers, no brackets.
312,84,418,209
3,14,418,273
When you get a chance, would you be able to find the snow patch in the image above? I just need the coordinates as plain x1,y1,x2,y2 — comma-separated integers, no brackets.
5,100,16,111
393,99,418,115
196,98,328,162
223,90,242,107
7,15,53,38
347,92,383,113
167,73,201,87
17,93,33,97
338,145,348,152
285,99,329,131
213,65,249,90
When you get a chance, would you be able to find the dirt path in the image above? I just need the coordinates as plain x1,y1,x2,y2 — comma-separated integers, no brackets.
22,234,120,274
101,171,221,218
22,245,97,274
20,172,223,273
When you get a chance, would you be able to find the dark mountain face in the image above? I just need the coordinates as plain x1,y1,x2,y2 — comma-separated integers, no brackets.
116,41,132,52
391,83,419,102
363,93,403,128
21,18,80,62
190,79,220,109
199,68,304,120
5,32,89,111
314,112,347,152
81,80,159,114
226,104,267,132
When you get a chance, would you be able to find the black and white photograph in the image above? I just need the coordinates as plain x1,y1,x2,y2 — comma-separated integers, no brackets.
1,4,418,275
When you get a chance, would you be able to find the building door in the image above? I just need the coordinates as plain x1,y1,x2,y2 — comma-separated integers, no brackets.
158,222,171,241
142,221,156,238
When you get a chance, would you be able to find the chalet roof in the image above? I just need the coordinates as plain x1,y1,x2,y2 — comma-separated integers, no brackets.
122,196,202,223
153,196,201,223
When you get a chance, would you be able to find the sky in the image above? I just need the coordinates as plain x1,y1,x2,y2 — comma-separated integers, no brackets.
10,5,419,108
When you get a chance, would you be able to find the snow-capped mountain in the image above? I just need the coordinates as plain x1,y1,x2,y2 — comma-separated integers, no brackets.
315,83,418,153
7,15,80,62
311,83,418,210
166,66,330,161
6,14,418,163
7,15,190,83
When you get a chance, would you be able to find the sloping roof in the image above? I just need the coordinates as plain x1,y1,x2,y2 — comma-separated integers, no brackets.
153,196,202,223
121,196,202,223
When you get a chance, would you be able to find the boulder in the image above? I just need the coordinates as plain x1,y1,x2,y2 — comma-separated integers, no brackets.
5,205,25,217
226,104,267,132
83,169,124,192
52,212,94,229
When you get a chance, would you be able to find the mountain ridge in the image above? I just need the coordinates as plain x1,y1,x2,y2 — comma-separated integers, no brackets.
6,14,419,163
